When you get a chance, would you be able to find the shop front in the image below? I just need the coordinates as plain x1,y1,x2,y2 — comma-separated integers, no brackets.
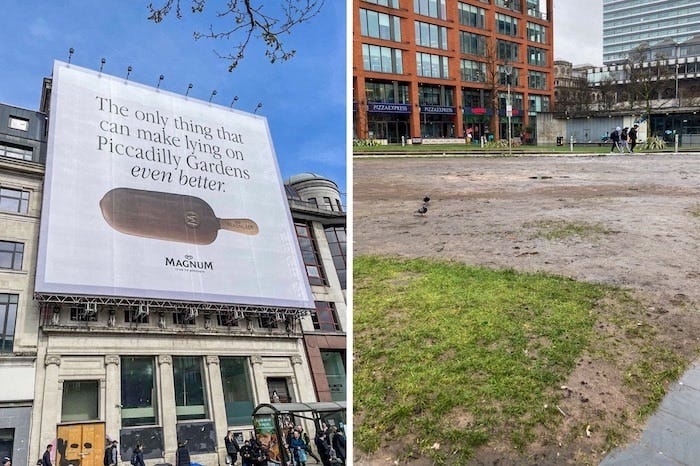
367,102,411,144
419,105,456,138
463,107,492,143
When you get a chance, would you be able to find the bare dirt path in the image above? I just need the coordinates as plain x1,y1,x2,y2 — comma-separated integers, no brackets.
353,153,700,464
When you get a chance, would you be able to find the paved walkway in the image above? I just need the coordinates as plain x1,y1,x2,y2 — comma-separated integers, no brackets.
600,359,700,465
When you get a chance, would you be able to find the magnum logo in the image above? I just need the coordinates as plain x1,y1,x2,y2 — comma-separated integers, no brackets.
99,187,259,244
165,254,213,271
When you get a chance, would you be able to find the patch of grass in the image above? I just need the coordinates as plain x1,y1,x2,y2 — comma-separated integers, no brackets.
354,256,605,463
353,256,691,464
525,219,613,241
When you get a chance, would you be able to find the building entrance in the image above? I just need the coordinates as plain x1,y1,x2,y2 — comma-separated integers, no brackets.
368,120,410,144
56,422,105,466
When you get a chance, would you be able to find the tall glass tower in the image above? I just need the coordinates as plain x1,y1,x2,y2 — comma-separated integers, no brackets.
603,0,700,64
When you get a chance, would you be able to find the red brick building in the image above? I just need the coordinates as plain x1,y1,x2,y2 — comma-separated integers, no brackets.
353,0,555,143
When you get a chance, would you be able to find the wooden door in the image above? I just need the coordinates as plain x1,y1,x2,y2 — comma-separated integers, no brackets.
56,422,105,466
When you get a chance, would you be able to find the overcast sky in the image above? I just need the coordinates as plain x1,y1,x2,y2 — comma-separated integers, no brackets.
554,0,604,66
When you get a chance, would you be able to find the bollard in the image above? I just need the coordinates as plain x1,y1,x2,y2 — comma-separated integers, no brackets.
570,135,574,152
674,133,679,153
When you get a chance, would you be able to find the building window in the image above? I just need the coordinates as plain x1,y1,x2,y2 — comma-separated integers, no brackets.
295,223,327,286
312,301,341,332
415,21,448,50
324,227,346,290
499,65,520,86
173,309,198,325
267,378,292,403
8,117,29,132
61,380,99,422
362,44,403,74
414,0,447,20
69,306,97,322
528,46,547,67
125,308,150,324
458,3,485,28
527,22,546,43
528,70,548,90
173,356,207,420
0,429,14,464
360,9,401,42
0,294,18,352
496,0,521,11
259,314,279,329
321,351,346,402
0,142,33,162
307,197,318,207
460,59,486,82
460,31,487,56
220,357,255,426
497,39,519,62
417,52,449,79
121,357,157,426
496,13,518,36
364,0,399,7
528,94,550,112
365,81,410,104
216,311,241,327
0,187,30,214
0,241,23,271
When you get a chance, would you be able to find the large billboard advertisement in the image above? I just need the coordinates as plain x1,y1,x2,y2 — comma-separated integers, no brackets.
35,61,314,309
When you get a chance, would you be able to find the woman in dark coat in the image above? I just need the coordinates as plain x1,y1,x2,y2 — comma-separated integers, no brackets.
175,440,191,466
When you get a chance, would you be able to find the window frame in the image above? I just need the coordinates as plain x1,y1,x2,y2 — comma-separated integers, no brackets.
0,187,30,214
0,240,24,271
0,293,18,352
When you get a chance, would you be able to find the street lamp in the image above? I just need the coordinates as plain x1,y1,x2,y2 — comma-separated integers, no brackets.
504,63,513,156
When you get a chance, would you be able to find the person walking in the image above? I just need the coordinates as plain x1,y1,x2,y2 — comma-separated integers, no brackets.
609,126,621,153
130,443,145,466
620,127,631,153
175,440,191,466
330,427,346,465
629,124,639,152
103,440,118,466
224,431,240,465
41,445,53,466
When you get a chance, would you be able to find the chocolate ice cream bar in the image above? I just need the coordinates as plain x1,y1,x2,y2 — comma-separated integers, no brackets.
100,188,258,244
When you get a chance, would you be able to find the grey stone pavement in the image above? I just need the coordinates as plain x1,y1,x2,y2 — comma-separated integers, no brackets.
600,359,700,465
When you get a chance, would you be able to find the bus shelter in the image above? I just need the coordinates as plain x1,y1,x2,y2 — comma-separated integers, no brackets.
251,401,347,465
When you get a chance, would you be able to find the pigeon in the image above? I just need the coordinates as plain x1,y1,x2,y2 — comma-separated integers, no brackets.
415,195,430,215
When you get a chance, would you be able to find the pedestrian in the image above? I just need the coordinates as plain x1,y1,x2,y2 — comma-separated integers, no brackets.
41,444,53,466
175,440,191,466
224,430,240,465
289,430,308,466
330,427,346,465
610,126,621,153
103,440,118,466
620,127,630,153
300,427,320,463
314,431,331,466
130,442,145,466
629,124,639,152
239,440,253,466
2,456,11,466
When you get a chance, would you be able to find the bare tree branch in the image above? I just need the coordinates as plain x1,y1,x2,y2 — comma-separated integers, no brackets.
147,0,325,71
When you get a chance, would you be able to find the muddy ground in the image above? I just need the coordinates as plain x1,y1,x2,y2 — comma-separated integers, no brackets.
352,153,700,465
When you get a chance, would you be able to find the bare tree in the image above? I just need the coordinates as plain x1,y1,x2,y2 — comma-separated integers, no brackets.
623,44,674,122
147,0,325,71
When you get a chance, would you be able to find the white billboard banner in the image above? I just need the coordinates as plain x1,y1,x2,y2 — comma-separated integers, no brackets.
35,61,314,308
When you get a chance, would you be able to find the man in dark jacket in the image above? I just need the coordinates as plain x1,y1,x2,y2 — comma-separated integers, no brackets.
629,124,639,152
331,428,346,465
41,445,53,466
175,440,190,466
